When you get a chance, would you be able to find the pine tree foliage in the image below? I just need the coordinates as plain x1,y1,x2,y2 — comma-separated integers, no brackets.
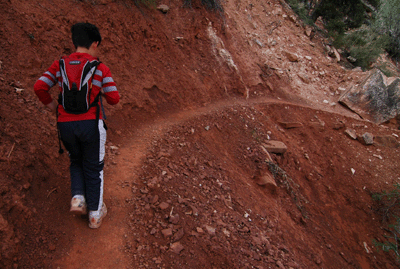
374,0,400,60
311,0,377,33
285,0,399,68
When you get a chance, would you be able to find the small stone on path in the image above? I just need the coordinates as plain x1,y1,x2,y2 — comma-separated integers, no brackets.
170,242,184,254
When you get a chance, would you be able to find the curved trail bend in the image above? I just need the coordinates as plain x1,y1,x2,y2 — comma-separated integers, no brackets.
53,96,357,268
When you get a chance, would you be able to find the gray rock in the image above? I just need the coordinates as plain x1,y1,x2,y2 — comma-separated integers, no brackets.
254,39,264,48
359,132,374,145
344,128,357,140
339,69,400,124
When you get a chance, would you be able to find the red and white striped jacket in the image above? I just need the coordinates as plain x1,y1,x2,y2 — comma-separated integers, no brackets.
34,52,120,122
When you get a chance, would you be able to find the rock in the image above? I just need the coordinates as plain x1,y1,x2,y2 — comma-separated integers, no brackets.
279,121,303,129
0,214,9,231
170,242,184,254
358,132,374,145
205,225,216,235
332,122,345,130
344,128,357,140
169,214,180,224
150,195,159,204
262,141,287,154
374,135,400,148
255,171,277,191
15,88,24,94
326,45,334,55
173,228,185,242
190,205,199,216
140,187,149,194
298,73,310,84
304,26,313,37
251,236,263,246
153,257,162,264
159,202,169,210
157,4,170,13
288,15,297,23
254,39,264,48
276,260,285,269
283,50,298,62
178,197,190,204
347,56,357,63
308,121,325,131
162,228,173,237
332,47,340,62
339,69,400,124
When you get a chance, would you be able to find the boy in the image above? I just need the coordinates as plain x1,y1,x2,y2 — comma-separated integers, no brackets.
34,23,120,228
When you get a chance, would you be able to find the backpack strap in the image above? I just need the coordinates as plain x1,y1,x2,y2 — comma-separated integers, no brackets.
58,57,101,113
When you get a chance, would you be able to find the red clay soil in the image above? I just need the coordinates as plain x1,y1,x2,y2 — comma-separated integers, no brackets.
1,0,400,268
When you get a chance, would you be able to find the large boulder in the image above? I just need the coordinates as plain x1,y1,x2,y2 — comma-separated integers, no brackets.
338,69,400,124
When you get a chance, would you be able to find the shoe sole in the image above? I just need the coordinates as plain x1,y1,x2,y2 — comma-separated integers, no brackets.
70,206,88,215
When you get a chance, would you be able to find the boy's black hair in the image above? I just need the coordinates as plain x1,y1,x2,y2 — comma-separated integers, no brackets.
71,23,102,49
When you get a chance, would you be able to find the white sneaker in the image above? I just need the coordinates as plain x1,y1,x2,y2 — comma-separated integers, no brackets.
89,203,107,229
70,195,87,215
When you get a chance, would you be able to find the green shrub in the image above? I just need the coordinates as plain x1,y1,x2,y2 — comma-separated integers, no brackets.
333,26,388,69
311,0,369,34
373,184,400,260
285,0,314,25
373,0,400,61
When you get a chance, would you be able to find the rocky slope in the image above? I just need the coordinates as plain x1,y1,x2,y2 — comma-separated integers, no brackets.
0,0,399,268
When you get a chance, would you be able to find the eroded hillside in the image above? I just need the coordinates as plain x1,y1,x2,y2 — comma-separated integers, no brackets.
0,0,399,268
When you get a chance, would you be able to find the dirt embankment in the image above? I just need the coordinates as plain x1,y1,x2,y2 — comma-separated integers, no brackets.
0,0,399,268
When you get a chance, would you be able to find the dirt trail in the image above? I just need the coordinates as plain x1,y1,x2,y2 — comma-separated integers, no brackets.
52,97,280,268
52,96,361,268
52,98,257,268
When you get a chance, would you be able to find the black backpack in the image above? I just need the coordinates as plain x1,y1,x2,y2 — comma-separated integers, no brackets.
58,57,101,114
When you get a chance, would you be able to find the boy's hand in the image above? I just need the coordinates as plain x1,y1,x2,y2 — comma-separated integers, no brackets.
46,100,58,113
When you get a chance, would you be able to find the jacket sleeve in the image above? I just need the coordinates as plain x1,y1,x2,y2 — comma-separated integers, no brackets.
100,64,120,105
34,60,59,105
